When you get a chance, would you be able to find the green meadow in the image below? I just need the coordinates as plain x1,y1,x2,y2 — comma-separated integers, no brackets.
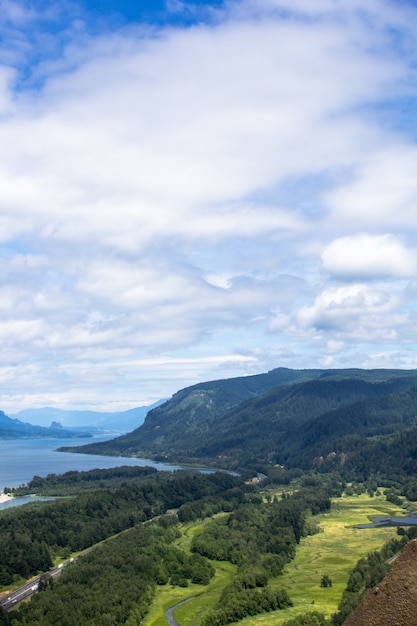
143,492,411,626
142,517,237,626
238,492,408,625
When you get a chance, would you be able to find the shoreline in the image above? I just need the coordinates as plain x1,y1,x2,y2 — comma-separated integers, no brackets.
0,492,12,504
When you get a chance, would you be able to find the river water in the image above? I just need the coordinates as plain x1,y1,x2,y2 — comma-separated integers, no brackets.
0,436,182,496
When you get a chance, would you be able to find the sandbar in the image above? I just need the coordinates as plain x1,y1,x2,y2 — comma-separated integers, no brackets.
0,492,12,504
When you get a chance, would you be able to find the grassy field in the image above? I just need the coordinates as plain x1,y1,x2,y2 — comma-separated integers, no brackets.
240,492,408,625
143,492,411,626
142,518,236,626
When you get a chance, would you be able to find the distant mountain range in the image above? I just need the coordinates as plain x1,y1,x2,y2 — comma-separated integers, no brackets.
62,366,320,457
0,411,90,439
9,400,166,431
62,367,417,479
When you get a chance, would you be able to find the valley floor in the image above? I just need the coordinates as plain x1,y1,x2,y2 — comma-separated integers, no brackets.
243,491,408,625
144,491,410,626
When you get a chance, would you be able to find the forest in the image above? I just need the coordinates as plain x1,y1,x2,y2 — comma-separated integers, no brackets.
2,463,417,625
64,368,417,482
0,467,334,625
8,465,159,497
0,471,242,585
4,367,417,624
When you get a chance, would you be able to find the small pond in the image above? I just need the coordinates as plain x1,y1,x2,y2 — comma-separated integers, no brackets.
355,515,417,529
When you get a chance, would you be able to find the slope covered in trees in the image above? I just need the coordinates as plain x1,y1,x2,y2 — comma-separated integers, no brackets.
0,471,242,585
64,367,326,459
63,368,417,481
10,514,213,625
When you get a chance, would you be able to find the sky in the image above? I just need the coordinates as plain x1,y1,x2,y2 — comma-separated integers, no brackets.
1,0,417,414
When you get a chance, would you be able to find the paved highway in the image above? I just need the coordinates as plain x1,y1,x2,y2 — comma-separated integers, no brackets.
0,562,69,610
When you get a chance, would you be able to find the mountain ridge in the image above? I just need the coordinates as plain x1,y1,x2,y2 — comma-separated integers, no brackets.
10,400,166,430
62,367,417,476
0,411,91,439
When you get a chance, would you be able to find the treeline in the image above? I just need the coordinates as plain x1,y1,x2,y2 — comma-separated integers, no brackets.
62,373,417,485
65,367,312,460
201,585,292,626
10,515,215,625
193,486,331,625
0,535,52,585
176,485,249,522
0,471,242,584
8,465,158,497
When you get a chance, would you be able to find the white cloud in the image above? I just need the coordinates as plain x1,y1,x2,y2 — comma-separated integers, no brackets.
0,2,407,244
297,284,406,341
326,146,417,230
0,0,416,410
321,233,417,279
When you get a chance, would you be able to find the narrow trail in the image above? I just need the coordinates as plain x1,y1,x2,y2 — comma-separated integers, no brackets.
165,597,194,626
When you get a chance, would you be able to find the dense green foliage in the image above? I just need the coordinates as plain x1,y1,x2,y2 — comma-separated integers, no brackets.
61,367,328,459
6,367,417,624
0,606,11,625
191,488,330,568
176,485,249,522
0,534,52,585
201,585,292,625
11,515,214,625
192,487,330,624
63,369,417,481
0,472,241,584
10,465,158,496
1,469,335,625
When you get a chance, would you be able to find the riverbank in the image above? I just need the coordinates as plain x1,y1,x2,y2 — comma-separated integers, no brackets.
0,493,12,504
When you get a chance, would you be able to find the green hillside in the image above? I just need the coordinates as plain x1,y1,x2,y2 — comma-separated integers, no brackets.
64,367,326,459
62,368,417,479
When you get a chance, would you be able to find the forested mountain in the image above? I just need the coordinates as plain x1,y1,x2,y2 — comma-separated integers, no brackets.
64,367,324,458
0,411,90,439
63,368,417,479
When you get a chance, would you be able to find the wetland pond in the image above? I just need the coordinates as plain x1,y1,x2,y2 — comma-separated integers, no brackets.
356,515,417,529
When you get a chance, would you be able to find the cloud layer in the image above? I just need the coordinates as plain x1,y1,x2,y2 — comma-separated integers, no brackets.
1,0,417,411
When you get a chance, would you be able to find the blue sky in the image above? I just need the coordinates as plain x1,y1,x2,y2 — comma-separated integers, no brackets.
1,0,417,413
82,0,224,24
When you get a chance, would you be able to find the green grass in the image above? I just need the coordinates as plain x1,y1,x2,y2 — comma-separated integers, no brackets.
240,492,408,625
142,519,236,626
142,562,236,626
171,562,236,626
142,492,411,626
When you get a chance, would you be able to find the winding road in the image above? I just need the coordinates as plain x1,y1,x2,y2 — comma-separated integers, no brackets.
165,597,194,626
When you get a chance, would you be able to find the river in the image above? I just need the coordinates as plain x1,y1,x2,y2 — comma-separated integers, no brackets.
0,436,182,507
